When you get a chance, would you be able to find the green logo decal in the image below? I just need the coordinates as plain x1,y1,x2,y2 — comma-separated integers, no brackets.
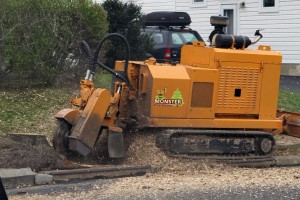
155,88,166,100
171,88,184,106
154,88,184,107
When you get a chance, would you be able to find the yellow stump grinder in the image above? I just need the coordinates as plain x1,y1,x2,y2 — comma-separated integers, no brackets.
53,16,284,163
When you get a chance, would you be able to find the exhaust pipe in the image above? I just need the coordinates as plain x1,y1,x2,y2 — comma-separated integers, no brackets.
209,16,264,49
251,29,263,45
212,29,264,49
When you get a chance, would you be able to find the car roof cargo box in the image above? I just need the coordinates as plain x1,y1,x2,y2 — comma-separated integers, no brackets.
143,12,191,27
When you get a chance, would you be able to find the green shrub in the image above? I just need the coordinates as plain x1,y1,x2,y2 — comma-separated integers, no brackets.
102,0,153,67
0,0,108,86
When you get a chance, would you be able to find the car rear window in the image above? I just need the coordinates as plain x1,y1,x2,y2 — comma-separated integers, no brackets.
151,33,164,44
171,32,198,45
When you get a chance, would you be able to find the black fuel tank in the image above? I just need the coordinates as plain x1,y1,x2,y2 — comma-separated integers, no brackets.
215,34,251,49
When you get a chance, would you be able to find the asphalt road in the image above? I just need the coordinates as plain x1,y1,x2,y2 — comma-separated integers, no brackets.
7,176,300,200
280,75,300,93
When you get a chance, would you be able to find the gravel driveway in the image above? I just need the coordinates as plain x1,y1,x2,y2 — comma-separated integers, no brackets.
7,166,300,200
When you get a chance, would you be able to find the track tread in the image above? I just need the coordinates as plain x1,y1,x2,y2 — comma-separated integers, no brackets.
156,129,276,161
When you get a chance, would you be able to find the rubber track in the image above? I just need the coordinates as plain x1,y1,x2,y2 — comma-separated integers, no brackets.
156,129,276,161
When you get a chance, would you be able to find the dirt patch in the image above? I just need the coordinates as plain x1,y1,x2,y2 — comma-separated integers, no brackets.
0,135,63,172
275,134,300,156
1,132,300,172
5,133,300,200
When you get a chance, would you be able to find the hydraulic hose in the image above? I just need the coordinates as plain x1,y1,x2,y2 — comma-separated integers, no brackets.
93,33,134,90
81,40,93,68
81,40,94,80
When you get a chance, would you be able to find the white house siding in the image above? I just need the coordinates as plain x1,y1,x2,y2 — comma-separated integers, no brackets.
134,0,176,12
238,0,300,64
175,0,220,44
95,0,300,65
95,0,175,11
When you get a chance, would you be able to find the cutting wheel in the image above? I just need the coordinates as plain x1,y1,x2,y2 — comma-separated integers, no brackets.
53,119,71,157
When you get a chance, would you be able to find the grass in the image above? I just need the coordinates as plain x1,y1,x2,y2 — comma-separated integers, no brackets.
0,72,112,137
0,82,299,137
93,70,112,90
278,89,300,113
0,87,73,137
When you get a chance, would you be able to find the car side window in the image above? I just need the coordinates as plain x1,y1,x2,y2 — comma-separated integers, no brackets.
172,33,183,45
181,33,198,43
151,33,163,44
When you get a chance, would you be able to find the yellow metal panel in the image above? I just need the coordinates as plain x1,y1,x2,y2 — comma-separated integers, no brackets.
149,64,190,79
137,65,152,118
214,48,282,64
259,63,281,119
149,65,190,118
181,45,281,69
215,62,262,114
186,67,219,119
55,108,80,125
181,45,214,67
115,61,124,71
71,89,111,148
149,118,282,129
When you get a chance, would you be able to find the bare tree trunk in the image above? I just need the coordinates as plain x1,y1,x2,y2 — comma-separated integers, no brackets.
0,24,3,69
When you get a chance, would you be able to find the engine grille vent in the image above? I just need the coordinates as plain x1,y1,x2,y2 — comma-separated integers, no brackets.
191,82,214,107
217,66,260,112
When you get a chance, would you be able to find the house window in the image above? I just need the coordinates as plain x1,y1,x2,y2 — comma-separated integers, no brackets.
191,0,207,7
263,0,275,7
260,0,279,12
